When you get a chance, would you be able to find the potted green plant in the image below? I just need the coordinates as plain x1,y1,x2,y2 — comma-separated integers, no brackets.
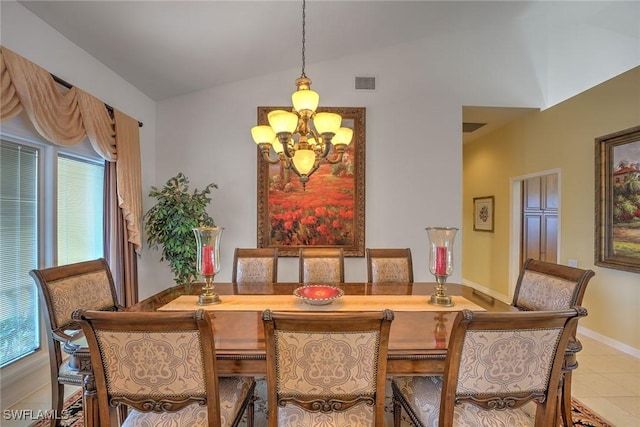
144,172,217,285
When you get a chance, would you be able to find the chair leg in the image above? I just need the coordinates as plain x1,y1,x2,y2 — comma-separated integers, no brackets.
246,395,256,427
51,382,64,427
560,371,573,427
392,394,402,427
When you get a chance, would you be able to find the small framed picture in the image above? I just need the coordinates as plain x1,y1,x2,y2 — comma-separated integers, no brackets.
473,196,494,232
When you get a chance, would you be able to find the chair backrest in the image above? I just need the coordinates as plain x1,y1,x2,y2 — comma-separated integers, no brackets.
298,247,345,283
262,309,394,427
72,309,222,425
30,258,121,367
366,248,413,283
232,247,279,284
439,308,587,426
512,258,595,311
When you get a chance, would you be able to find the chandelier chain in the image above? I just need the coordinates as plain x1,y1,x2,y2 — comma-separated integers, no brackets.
301,0,306,78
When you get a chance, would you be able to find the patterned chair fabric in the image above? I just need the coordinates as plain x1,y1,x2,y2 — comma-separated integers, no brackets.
73,309,256,427
512,258,595,311
371,258,411,283
262,309,394,427
236,258,275,284
511,258,595,427
392,308,586,427
299,248,344,284
515,271,579,311
232,248,278,284
366,248,413,284
29,258,122,425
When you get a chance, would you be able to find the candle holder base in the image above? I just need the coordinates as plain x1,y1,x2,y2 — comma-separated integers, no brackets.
429,293,454,307
197,275,221,305
197,293,221,305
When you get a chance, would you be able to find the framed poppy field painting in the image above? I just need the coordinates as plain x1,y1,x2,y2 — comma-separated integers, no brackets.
256,106,366,256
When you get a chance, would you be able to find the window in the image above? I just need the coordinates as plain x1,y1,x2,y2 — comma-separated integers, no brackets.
58,155,104,264
0,134,105,367
0,141,39,367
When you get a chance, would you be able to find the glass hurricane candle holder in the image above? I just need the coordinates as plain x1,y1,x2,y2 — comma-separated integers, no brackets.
426,226,458,307
193,226,223,305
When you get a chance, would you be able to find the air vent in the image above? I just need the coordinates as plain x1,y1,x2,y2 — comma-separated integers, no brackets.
355,76,376,91
462,122,487,133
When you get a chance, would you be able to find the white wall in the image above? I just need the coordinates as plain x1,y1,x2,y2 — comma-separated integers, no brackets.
0,1,157,409
151,1,639,289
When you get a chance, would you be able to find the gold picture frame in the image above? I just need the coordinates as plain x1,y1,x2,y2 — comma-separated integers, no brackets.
473,196,494,232
595,125,640,273
256,106,366,256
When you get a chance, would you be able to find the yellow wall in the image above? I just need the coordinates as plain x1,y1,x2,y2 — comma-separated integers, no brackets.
463,67,640,350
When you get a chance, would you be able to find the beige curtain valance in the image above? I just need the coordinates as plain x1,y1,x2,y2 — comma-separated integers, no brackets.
0,45,142,252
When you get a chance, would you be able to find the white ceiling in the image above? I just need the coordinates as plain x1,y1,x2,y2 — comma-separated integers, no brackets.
13,1,616,142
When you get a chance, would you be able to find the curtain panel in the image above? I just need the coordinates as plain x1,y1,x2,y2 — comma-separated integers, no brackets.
0,45,142,253
0,45,141,305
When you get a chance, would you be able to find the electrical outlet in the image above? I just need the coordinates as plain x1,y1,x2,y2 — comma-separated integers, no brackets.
568,259,578,267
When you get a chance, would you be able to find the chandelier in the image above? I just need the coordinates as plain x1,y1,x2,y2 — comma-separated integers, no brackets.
251,0,353,189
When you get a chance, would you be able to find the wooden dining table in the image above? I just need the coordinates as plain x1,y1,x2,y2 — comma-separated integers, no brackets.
74,282,512,427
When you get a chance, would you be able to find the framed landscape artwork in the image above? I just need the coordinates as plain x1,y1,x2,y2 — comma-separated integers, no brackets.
595,125,640,273
473,196,494,232
256,106,366,256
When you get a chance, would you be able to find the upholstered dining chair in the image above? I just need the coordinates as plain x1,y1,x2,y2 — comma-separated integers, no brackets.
366,248,414,283
511,258,595,426
72,309,256,427
232,247,279,284
29,258,123,426
392,307,587,427
298,247,344,283
262,309,394,427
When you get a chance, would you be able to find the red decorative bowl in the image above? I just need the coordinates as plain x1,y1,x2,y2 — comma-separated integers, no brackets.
294,285,344,305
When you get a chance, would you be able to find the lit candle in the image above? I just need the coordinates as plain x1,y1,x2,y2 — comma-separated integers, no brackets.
435,246,447,275
202,245,214,275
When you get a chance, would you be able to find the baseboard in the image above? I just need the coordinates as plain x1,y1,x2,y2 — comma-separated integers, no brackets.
577,325,640,359
462,279,640,359
0,351,50,410
461,279,511,305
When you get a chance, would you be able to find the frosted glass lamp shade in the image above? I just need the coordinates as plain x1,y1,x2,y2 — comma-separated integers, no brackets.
251,125,276,144
292,149,316,175
271,137,284,154
314,112,341,135
268,110,298,134
292,89,319,113
333,127,353,146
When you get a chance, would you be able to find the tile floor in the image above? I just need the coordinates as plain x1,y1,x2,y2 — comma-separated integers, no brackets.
3,333,639,426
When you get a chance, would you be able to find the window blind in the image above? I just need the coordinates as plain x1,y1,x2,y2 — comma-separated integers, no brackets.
0,140,40,367
57,155,105,264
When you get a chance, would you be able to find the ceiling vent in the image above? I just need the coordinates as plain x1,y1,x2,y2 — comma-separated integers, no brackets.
462,122,487,133
355,76,376,91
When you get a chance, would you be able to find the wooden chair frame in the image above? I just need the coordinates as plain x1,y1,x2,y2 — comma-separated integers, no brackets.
262,309,394,427
231,247,279,283
298,247,345,283
72,309,255,427
365,248,414,283
393,308,587,427
512,258,595,426
30,258,122,426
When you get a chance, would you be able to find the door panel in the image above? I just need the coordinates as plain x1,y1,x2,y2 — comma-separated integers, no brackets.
522,173,559,264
